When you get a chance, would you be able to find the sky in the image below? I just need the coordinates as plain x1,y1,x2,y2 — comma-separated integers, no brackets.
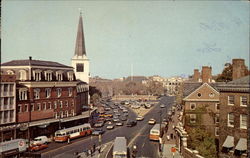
1,1,249,79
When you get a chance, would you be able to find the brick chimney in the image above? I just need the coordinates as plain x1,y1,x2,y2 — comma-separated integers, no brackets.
193,69,200,82
201,66,212,83
232,59,247,80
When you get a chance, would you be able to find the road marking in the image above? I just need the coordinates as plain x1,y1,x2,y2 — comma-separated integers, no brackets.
128,125,148,147
105,141,114,158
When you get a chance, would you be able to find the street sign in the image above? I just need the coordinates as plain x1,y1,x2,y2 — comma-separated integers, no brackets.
171,147,176,153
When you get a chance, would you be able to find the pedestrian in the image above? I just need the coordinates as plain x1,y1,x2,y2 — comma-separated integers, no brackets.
98,146,101,153
93,144,96,152
67,138,70,144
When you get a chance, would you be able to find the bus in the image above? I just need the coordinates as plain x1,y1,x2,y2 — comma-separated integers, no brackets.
113,137,127,158
149,124,165,141
0,139,28,157
54,123,92,142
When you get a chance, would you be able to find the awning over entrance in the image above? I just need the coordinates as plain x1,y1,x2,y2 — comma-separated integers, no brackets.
222,136,234,148
235,138,247,151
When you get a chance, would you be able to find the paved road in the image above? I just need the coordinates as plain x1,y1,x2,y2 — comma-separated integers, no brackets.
40,96,175,158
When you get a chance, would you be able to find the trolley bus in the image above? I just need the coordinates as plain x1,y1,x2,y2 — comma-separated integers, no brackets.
149,124,164,141
54,123,93,142
113,137,127,158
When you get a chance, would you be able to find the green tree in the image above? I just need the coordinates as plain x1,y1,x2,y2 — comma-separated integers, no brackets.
188,128,217,158
216,64,232,82
91,93,100,105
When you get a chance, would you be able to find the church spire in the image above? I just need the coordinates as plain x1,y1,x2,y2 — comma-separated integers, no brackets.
74,12,86,56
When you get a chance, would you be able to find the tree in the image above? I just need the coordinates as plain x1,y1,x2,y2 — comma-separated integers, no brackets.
216,64,232,82
146,81,164,96
91,93,100,105
188,128,217,158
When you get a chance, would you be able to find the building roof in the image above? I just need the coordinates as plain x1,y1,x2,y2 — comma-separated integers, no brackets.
74,13,86,56
1,59,73,68
217,75,250,92
182,82,202,97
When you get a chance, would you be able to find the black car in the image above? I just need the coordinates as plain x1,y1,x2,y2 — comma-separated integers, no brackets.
126,120,137,127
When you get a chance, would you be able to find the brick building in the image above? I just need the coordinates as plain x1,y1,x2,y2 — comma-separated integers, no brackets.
217,75,249,158
232,59,248,81
0,75,16,141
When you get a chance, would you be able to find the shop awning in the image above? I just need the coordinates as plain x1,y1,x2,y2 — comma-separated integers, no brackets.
235,138,247,151
222,136,234,148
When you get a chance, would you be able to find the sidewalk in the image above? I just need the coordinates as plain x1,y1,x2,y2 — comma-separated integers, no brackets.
160,108,183,158
78,142,113,158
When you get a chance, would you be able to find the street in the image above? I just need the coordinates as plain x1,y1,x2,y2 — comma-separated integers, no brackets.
39,96,175,158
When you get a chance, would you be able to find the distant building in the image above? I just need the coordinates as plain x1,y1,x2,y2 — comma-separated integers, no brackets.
232,59,248,81
217,76,249,158
192,66,215,83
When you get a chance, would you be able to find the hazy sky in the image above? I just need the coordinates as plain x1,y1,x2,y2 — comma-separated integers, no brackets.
2,1,249,79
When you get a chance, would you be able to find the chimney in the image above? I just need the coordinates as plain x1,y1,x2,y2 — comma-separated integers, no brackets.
29,56,32,60
232,59,247,80
193,69,200,82
201,66,212,83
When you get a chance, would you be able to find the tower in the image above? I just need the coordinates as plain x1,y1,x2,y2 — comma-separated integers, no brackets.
71,12,89,84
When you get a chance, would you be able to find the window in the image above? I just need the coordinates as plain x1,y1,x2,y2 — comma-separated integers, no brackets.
9,98,14,106
227,113,234,127
34,89,40,99
54,112,58,118
65,101,68,107
18,104,22,113
9,85,14,92
215,127,219,136
71,109,75,116
43,102,46,110
67,72,74,81
19,70,27,81
240,114,247,129
71,100,74,106
48,102,52,109
19,89,28,100
33,70,42,81
68,88,73,97
37,103,41,111
54,101,57,109
190,103,196,110
60,111,64,118
7,70,14,75
209,93,214,98
240,96,247,107
24,104,28,112
215,114,219,123
197,93,202,97
31,103,34,111
4,84,8,92
45,88,51,98
228,96,234,105
56,71,63,81
4,98,8,105
57,88,62,98
45,71,53,81
215,103,220,111
60,101,63,108
76,63,84,72
190,114,196,123
65,110,68,117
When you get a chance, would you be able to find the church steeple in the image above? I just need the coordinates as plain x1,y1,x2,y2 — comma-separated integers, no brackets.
74,12,86,56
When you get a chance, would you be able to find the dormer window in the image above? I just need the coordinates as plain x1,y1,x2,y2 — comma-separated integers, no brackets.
67,71,74,81
56,71,63,81
19,70,27,81
45,70,53,81
19,89,28,100
33,70,42,81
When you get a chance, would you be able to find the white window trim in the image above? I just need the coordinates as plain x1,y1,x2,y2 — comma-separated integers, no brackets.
37,103,41,111
31,103,34,111
227,113,234,127
228,96,234,106
34,89,40,99
215,127,219,136
215,103,220,111
57,88,62,98
45,88,51,98
190,114,196,123
240,114,247,129
18,104,22,113
240,96,247,107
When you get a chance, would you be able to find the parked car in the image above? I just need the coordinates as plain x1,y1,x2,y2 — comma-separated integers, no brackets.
148,118,156,125
92,129,105,136
126,120,137,127
94,121,104,128
29,144,48,152
115,121,123,126
136,116,144,121
120,117,127,121
31,136,50,145
113,118,120,122
160,104,165,108
107,125,115,130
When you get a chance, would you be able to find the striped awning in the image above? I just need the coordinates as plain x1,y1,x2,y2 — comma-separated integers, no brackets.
222,136,234,148
235,138,247,151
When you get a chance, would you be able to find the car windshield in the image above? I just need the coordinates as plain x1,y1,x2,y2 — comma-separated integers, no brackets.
34,138,41,141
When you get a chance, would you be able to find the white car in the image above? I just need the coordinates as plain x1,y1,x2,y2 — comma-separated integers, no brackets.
31,136,50,145
136,116,144,121
106,125,114,130
160,104,165,108
148,118,156,125
115,122,123,126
